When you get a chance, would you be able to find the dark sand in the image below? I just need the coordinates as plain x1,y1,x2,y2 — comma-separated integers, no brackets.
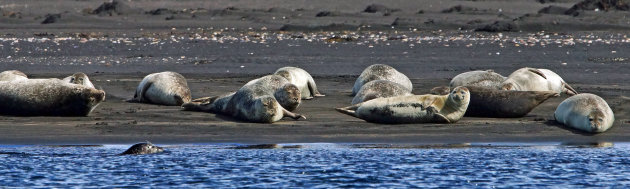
0,0,629,144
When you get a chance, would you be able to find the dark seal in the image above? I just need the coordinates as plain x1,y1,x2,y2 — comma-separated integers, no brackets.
121,142,164,155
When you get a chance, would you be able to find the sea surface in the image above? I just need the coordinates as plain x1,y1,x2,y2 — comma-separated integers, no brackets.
1,143,630,188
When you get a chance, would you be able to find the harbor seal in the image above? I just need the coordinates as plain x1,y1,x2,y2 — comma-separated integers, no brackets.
0,70,28,81
450,70,506,89
352,64,412,96
62,72,95,88
0,79,105,116
337,86,470,124
501,67,578,96
274,66,325,100
128,71,192,106
464,86,558,117
181,92,235,113
121,142,164,155
554,93,615,133
351,80,412,105
184,75,304,123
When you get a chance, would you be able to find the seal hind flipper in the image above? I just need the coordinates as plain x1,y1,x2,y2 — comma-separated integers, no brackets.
182,96,220,112
335,105,360,118
308,80,325,97
139,81,153,102
527,68,547,79
562,82,578,96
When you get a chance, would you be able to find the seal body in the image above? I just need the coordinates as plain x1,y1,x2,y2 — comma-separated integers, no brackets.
352,80,412,105
0,70,28,81
130,71,191,106
274,67,325,99
184,75,305,123
554,93,614,133
0,79,105,116
450,70,506,89
464,86,558,117
63,72,95,88
121,142,164,155
337,86,470,124
501,67,577,95
352,64,412,96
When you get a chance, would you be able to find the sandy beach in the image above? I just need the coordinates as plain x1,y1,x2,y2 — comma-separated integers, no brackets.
0,0,629,144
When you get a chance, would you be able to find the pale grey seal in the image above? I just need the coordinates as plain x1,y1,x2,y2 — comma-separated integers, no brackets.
554,93,615,133
352,64,412,96
274,66,325,100
128,71,192,106
501,67,578,96
351,80,412,105
450,70,506,89
0,70,28,81
337,86,470,124
63,72,95,88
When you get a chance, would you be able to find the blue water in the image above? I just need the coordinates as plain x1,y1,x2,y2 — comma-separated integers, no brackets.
1,143,630,188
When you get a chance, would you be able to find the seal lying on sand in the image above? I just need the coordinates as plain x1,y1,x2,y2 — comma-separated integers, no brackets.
352,64,412,96
337,86,470,124
0,70,28,81
121,142,164,155
0,79,105,116
464,86,558,118
183,75,304,123
274,67,325,100
501,67,578,96
128,71,191,106
352,80,412,105
450,70,506,89
63,72,95,88
554,93,615,133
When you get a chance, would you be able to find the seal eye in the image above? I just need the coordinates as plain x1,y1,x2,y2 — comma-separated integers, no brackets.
589,118,594,121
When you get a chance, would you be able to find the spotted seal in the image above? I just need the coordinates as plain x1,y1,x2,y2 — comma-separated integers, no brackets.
274,66,325,99
63,72,95,88
501,67,578,96
351,80,412,105
352,64,412,96
337,86,470,124
554,93,614,133
464,86,558,117
184,75,304,123
121,142,164,155
128,71,192,106
450,70,506,89
0,79,105,116
0,70,28,81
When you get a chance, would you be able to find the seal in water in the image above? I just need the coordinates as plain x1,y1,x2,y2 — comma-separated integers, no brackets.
0,70,28,81
63,72,95,88
352,64,412,96
501,67,578,96
352,80,412,105
337,86,470,124
183,75,304,123
0,79,105,116
128,71,192,106
554,93,615,133
274,66,325,99
121,142,164,155
450,70,506,89
464,86,558,117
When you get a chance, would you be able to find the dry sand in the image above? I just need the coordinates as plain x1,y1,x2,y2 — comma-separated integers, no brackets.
0,0,629,144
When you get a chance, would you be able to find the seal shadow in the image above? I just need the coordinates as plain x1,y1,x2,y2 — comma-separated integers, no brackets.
543,120,597,136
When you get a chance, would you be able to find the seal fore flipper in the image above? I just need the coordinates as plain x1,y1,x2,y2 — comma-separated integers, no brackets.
527,68,547,79
283,109,306,120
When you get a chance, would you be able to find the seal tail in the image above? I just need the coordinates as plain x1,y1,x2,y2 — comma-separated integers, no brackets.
335,105,359,118
562,82,578,96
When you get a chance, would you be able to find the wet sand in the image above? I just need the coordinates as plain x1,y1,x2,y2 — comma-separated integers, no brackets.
0,0,629,144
